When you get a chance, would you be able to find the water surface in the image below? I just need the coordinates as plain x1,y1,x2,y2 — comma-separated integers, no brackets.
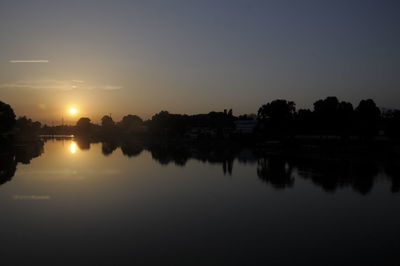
0,139,399,265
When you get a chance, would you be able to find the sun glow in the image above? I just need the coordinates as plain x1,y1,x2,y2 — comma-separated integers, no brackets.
70,142,77,154
69,107,78,115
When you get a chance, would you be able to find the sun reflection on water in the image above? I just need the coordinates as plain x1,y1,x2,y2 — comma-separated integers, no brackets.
70,141,77,154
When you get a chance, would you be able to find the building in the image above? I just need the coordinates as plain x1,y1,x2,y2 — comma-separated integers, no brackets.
234,120,257,134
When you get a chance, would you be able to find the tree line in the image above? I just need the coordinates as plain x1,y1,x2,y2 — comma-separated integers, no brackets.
257,97,392,138
1,97,400,142
65,97,398,140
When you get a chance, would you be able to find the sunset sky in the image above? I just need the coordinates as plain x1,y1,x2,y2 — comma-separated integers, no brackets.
1,0,399,124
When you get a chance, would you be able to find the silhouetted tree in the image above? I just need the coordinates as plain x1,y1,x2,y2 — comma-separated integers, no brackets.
355,99,381,137
312,97,354,136
257,99,295,137
337,101,354,137
295,109,313,135
149,111,188,137
76,117,94,135
0,101,16,134
384,110,400,138
314,97,335,135
100,115,116,137
15,116,42,140
101,115,115,128
314,96,339,135
117,114,144,134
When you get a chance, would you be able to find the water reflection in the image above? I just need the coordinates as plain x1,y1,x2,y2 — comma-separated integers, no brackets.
101,141,118,156
0,153,16,185
2,137,400,195
257,154,400,194
147,143,238,175
0,141,44,185
120,141,143,157
76,137,91,150
257,157,294,189
69,141,78,154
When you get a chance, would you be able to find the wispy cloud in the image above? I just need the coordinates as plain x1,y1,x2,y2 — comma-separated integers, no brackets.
102,85,123,90
0,79,122,91
9,60,50,63
0,79,68,90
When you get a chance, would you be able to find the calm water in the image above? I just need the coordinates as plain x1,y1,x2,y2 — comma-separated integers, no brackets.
0,139,399,265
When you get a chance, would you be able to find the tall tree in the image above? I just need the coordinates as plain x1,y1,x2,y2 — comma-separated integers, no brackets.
355,99,381,137
76,117,93,135
101,115,115,128
118,115,143,131
0,101,16,133
257,99,295,137
313,97,354,136
384,110,400,138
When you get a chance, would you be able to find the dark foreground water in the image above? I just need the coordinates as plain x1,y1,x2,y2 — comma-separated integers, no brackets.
0,139,399,265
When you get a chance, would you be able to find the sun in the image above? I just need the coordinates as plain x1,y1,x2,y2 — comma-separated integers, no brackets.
69,107,78,115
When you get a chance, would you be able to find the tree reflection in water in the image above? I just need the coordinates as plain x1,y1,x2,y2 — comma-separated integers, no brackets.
0,153,17,185
256,153,400,195
101,141,118,156
120,141,143,158
2,138,400,195
257,157,294,189
0,141,44,185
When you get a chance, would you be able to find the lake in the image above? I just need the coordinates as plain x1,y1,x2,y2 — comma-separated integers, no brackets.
0,139,399,265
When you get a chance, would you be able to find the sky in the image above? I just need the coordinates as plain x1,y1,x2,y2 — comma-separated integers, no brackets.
0,0,399,124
